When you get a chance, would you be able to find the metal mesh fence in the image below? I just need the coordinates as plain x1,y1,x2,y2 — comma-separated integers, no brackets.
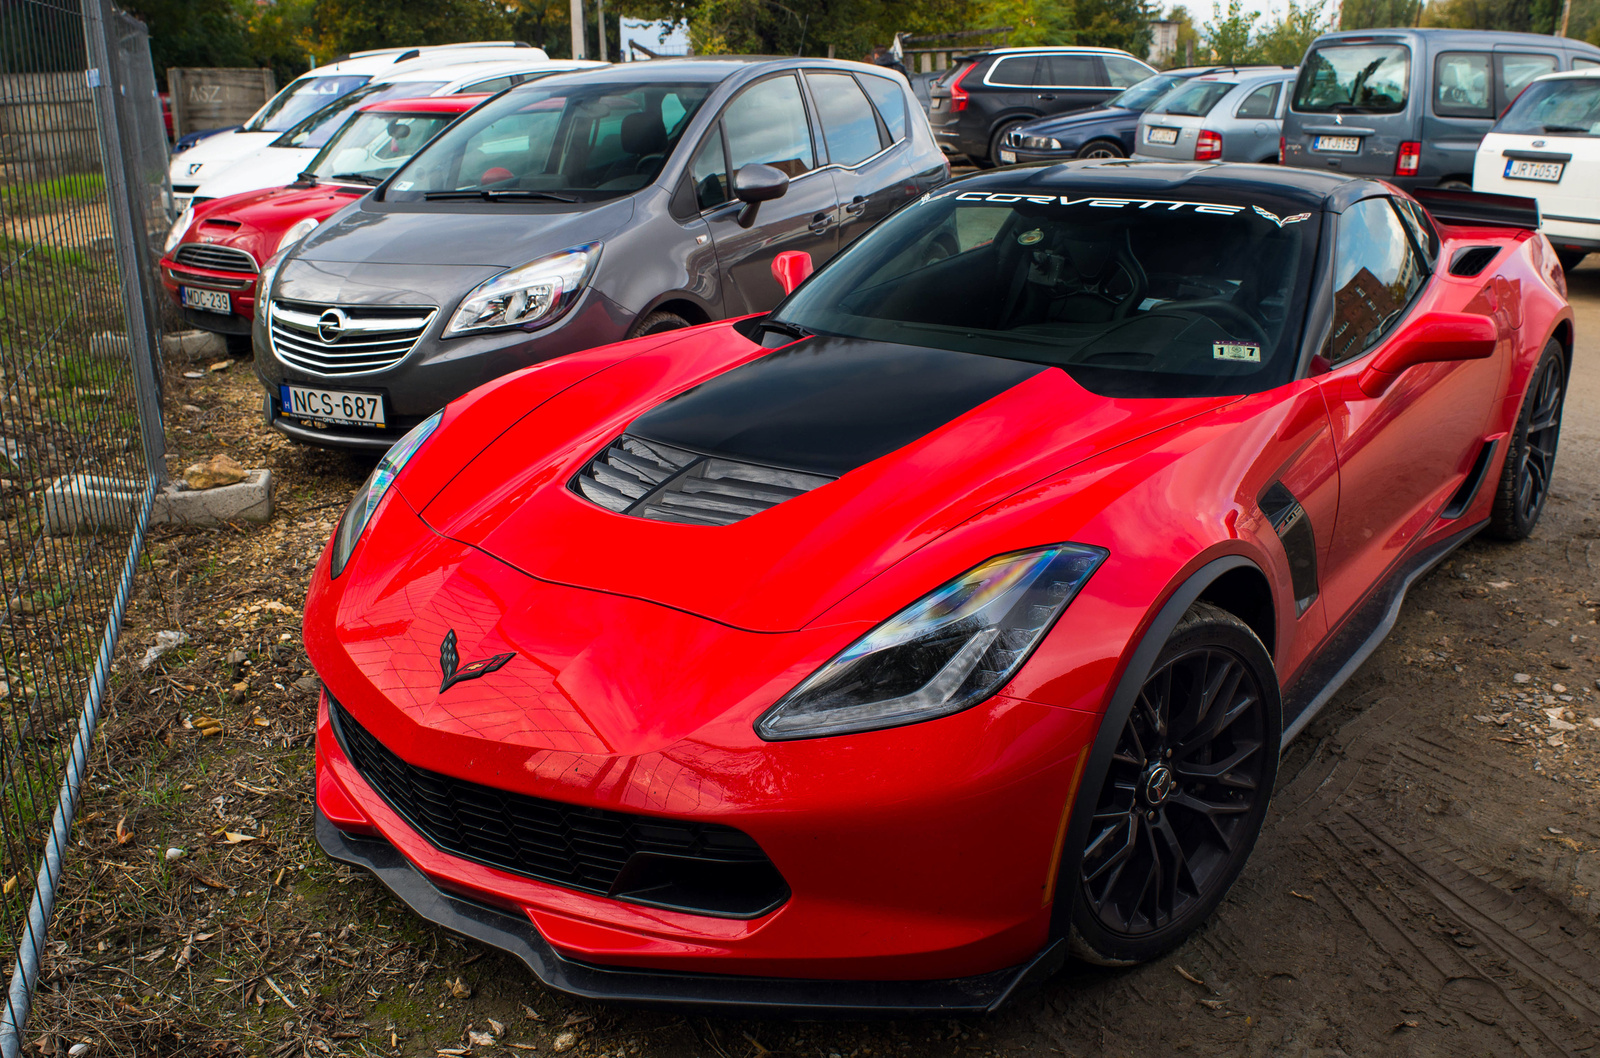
0,0,165,1053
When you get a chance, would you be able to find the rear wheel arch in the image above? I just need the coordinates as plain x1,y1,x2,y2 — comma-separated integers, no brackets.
1551,318,1574,376
1046,554,1279,945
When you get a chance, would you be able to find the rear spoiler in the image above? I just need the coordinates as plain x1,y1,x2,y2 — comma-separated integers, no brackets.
1411,187,1540,230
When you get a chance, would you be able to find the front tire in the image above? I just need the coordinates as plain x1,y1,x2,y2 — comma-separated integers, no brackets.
1489,340,1566,541
1076,139,1126,160
627,310,690,339
1071,602,1280,966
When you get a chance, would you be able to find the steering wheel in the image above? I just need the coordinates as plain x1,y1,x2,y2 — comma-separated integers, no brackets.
1176,298,1271,348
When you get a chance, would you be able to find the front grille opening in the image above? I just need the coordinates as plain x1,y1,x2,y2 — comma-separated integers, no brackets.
269,298,435,376
173,243,258,273
327,695,789,918
572,434,834,526
1449,246,1500,277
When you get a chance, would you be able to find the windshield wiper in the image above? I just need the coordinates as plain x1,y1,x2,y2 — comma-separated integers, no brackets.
421,189,579,202
328,172,384,186
757,319,810,341
1541,124,1590,133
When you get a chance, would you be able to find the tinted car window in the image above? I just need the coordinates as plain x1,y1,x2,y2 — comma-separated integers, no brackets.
691,128,730,209
988,56,1040,86
770,189,1316,398
1105,55,1152,87
1496,76,1600,135
385,81,711,201
1328,198,1426,364
1153,80,1235,116
1497,53,1558,111
1042,54,1099,87
1392,196,1439,262
1236,82,1281,118
1576,58,1600,70
462,76,518,95
308,110,459,184
273,81,449,150
859,73,908,142
245,74,369,133
1106,72,1189,110
1434,52,1491,117
808,72,883,166
1295,44,1410,113
725,75,814,177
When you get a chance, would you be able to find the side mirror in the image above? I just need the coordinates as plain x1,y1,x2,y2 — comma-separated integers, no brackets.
734,163,789,229
1358,311,1498,397
771,250,813,295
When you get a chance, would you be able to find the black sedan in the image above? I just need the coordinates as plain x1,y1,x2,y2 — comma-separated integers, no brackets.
998,66,1233,163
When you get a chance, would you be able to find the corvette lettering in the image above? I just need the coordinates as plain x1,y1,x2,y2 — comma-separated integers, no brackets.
947,190,1246,214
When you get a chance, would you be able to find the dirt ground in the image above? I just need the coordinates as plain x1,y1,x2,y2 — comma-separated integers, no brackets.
20,261,1600,1058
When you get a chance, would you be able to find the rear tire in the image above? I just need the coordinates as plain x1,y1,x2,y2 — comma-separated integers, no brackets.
1071,601,1280,967
627,310,690,339
1556,250,1588,273
223,332,253,358
982,120,1027,168
1489,340,1566,541
1437,178,1472,191
1076,139,1126,160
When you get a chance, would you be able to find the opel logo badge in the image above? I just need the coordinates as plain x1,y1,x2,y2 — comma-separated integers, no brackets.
317,308,346,344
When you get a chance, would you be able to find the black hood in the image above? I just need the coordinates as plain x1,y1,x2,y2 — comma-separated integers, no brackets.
1019,106,1138,136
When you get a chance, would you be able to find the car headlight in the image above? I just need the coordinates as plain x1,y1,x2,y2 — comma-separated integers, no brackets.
256,247,288,303
276,216,319,255
329,411,443,578
164,207,194,252
1023,135,1063,150
445,243,598,336
756,544,1107,740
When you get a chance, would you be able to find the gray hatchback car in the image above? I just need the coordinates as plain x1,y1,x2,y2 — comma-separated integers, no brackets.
1282,28,1600,190
1132,67,1296,164
253,57,946,449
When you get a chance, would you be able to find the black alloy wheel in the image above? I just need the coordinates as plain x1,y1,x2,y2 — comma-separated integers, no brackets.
1072,602,1280,965
1490,340,1566,540
1076,140,1126,160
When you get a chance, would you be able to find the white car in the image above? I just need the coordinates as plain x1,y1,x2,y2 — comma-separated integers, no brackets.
1473,67,1600,272
168,43,546,211
185,58,605,205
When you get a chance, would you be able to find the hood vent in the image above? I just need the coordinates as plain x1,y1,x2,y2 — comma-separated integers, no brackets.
572,435,834,526
1449,246,1500,277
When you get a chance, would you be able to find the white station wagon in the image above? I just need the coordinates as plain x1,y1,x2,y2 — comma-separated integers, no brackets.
1473,67,1600,272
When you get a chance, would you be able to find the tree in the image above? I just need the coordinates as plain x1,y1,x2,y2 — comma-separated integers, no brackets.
123,0,254,81
1253,0,1331,65
1340,0,1423,29
1202,0,1258,63
1076,0,1154,55
1163,4,1200,67
1419,0,1561,32
308,0,517,58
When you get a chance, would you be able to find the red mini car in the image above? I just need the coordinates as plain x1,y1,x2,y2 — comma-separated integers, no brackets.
305,163,1572,1012
159,96,486,352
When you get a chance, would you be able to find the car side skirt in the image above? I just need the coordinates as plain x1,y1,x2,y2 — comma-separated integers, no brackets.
316,811,1068,1015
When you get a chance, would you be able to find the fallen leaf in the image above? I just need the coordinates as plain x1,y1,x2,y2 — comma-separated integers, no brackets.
1,876,14,896
115,817,133,844
1392,1020,1420,1031
1198,999,1226,1010
466,1031,495,1047
447,976,471,999
487,1019,505,1037
1290,890,1317,903
221,832,256,844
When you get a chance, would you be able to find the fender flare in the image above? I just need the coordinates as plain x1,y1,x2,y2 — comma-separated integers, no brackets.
1046,553,1278,941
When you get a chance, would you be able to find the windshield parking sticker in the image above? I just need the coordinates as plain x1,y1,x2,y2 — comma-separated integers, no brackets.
1214,341,1261,363
1252,205,1312,227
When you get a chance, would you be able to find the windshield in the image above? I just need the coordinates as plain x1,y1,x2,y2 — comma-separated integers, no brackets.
1106,73,1193,112
304,110,461,185
271,81,449,151
769,189,1317,399
244,75,370,133
1150,79,1235,117
1495,76,1600,136
385,80,712,202
1294,43,1410,113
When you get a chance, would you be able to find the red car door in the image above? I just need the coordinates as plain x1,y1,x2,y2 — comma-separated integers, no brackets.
1314,196,1501,622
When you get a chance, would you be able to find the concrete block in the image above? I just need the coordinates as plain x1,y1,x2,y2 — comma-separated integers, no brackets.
153,469,273,527
89,331,129,360
161,330,226,359
42,469,273,533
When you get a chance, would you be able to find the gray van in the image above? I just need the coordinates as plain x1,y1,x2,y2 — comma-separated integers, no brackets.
1282,28,1600,190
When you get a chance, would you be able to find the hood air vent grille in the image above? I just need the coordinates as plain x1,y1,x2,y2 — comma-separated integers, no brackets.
572,435,834,526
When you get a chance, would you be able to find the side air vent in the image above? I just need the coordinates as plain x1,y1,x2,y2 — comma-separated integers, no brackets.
1449,246,1500,277
572,435,834,526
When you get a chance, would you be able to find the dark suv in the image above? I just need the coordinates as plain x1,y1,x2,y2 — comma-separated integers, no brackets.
253,58,948,449
926,47,1155,166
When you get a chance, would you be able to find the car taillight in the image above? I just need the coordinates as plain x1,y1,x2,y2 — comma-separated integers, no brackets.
1278,135,1286,164
949,63,974,113
1195,129,1222,161
1396,141,1421,176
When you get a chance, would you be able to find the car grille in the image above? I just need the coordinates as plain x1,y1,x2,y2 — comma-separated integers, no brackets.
269,298,434,376
327,695,788,917
572,434,834,526
173,243,257,273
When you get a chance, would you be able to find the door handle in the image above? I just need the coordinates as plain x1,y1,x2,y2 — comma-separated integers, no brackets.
809,210,832,234
1038,93,1056,101
843,196,867,216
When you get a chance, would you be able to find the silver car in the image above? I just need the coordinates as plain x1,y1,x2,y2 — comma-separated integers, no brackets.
1133,67,1296,164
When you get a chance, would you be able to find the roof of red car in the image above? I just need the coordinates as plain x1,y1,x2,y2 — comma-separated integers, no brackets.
358,94,488,115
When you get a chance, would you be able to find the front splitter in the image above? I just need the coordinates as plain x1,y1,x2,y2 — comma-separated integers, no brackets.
316,810,1065,1015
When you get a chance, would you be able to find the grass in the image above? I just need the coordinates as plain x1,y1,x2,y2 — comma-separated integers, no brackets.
1,173,105,216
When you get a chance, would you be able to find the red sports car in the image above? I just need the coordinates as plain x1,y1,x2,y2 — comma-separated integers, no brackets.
306,163,1573,1012
159,96,486,353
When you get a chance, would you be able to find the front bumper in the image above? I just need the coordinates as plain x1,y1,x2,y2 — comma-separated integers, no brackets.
160,259,258,333
316,812,1066,1014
